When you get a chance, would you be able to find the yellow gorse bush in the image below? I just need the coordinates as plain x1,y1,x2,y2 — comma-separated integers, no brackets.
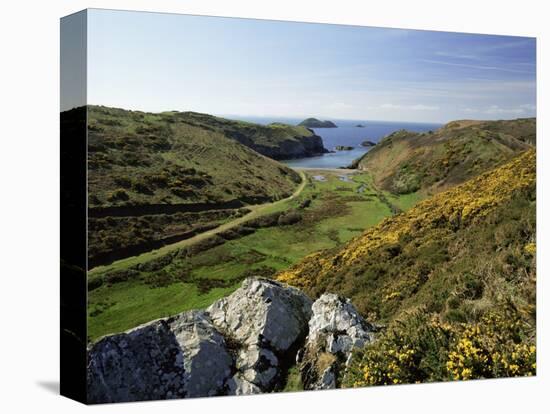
446,313,536,380
359,345,417,386
345,310,536,388
278,150,535,289
524,242,536,256
446,326,489,380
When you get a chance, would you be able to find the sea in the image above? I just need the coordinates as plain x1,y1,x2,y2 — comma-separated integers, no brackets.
227,116,442,169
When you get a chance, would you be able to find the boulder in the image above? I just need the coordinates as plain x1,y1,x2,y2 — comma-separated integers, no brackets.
299,293,374,390
207,278,313,352
207,277,313,391
236,345,279,388
87,310,233,403
226,374,262,396
86,278,374,402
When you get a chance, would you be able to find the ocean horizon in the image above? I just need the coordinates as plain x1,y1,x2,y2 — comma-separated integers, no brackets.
225,115,442,168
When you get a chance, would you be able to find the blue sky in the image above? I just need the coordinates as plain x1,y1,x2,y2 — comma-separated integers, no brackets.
86,9,536,123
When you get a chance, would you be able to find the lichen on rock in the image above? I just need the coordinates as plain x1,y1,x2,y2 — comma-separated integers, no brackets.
87,310,232,403
299,293,375,390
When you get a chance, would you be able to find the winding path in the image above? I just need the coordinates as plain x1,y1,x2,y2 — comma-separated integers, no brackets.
90,170,308,275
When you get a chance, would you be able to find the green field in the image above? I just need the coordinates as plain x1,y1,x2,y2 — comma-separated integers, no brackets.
88,169,421,341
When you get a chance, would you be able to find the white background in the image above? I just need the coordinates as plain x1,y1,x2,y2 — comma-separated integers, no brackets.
0,0,547,412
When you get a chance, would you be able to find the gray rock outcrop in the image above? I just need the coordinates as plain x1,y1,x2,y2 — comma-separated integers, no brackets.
86,278,374,403
87,310,232,403
299,293,375,390
226,374,262,396
207,278,312,352
87,278,313,403
208,278,312,390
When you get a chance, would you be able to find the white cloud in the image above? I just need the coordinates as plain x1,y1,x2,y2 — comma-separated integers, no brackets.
435,51,480,60
484,105,525,115
380,103,400,109
460,105,536,116
327,102,353,110
410,104,440,111
380,103,439,111
519,104,536,110
420,59,535,74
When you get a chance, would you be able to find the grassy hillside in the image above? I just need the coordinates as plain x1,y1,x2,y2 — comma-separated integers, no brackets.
278,150,536,383
88,105,304,208
354,118,535,195
87,170,418,341
172,112,327,159
87,105,311,266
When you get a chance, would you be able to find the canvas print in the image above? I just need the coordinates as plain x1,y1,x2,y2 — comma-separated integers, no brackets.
60,9,536,404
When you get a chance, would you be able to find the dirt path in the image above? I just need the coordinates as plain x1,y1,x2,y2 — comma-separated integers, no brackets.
89,170,308,275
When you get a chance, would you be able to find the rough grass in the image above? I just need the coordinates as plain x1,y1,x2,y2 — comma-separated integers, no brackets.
88,105,302,208
356,118,535,196
88,170,419,341
282,366,304,392
87,281,237,341
278,151,536,384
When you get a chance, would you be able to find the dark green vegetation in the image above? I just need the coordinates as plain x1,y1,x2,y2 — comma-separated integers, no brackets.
279,150,536,383
89,208,249,267
298,118,338,128
87,105,327,266
88,105,306,208
169,112,328,160
87,170,416,341
353,118,535,195
85,107,536,385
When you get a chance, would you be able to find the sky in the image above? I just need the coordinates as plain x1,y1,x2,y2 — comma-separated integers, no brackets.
81,9,536,123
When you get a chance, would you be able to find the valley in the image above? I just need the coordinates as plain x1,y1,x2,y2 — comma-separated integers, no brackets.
87,167,416,340
83,106,536,388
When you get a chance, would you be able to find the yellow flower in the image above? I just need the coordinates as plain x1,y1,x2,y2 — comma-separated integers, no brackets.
524,242,536,255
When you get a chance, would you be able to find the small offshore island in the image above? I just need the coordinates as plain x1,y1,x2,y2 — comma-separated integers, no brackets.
298,117,337,128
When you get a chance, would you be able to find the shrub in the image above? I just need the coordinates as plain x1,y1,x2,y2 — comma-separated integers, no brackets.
107,188,129,202
446,312,536,380
132,181,153,194
344,312,453,386
219,225,256,240
88,277,104,291
170,186,194,198
344,307,536,387
105,269,140,285
277,211,303,226
299,199,312,209
114,176,132,188
144,269,180,288
247,212,282,228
